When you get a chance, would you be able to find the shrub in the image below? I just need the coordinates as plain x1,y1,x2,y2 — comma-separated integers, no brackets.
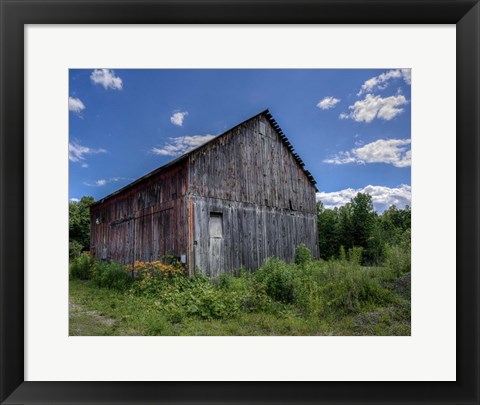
321,261,395,313
218,272,271,313
187,283,242,319
384,244,411,278
147,277,244,321
292,275,322,317
347,246,363,266
69,240,83,259
69,252,94,280
256,259,294,303
161,254,185,271
128,260,186,295
92,261,133,291
295,243,312,267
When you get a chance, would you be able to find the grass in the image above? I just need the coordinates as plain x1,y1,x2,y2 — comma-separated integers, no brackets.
69,254,411,336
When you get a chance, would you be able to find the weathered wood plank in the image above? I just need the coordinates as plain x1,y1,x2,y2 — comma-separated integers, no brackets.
91,112,319,275
191,195,318,275
90,161,189,267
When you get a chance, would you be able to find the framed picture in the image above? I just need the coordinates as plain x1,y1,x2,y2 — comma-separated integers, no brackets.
1,0,479,404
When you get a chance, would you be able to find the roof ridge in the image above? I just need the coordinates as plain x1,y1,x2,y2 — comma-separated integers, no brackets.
262,111,317,191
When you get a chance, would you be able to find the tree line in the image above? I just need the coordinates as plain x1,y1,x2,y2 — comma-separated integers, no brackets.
317,193,411,265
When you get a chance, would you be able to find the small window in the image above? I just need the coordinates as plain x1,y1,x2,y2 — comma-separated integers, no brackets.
209,212,223,238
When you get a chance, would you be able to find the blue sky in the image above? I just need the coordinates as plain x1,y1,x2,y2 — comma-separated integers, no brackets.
69,69,411,212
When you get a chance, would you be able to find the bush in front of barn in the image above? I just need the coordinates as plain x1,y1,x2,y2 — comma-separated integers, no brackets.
255,258,295,304
125,260,244,321
69,253,132,290
127,260,185,295
294,243,312,267
69,252,95,280
91,261,133,291
218,272,272,313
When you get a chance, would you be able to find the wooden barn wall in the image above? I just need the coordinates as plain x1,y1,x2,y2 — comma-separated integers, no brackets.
191,196,319,277
188,115,317,214
90,162,189,266
187,114,319,275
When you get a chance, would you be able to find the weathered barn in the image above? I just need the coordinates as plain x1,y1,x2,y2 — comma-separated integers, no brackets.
90,110,318,276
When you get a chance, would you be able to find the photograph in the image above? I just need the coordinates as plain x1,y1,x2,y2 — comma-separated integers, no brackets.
68,68,411,336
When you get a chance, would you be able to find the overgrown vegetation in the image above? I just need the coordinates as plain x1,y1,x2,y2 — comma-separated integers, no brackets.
69,196,94,258
70,244,410,336
69,192,411,336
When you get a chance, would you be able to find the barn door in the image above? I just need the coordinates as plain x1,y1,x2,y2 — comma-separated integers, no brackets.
208,212,224,277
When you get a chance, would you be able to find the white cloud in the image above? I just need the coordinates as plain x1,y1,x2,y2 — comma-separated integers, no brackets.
69,141,107,162
90,69,123,90
68,97,85,113
340,94,408,123
84,177,132,187
170,111,189,126
317,96,341,110
401,68,411,85
69,198,80,203
81,163,89,168
323,151,357,165
316,184,411,212
324,138,411,168
152,134,216,157
357,69,411,95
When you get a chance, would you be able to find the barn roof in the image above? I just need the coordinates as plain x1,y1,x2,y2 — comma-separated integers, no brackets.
90,109,317,207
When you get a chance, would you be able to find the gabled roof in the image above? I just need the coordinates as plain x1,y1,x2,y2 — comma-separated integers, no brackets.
90,109,317,207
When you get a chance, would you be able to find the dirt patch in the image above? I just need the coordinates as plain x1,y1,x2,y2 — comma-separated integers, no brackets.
69,299,116,335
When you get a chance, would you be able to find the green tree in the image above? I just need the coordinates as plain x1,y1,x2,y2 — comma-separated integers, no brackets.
69,196,94,256
336,203,354,252
350,193,376,248
317,201,340,260
379,205,412,246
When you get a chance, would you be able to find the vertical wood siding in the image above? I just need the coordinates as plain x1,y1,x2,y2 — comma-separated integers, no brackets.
191,196,318,277
188,115,317,214
90,161,189,266
188,115,319,275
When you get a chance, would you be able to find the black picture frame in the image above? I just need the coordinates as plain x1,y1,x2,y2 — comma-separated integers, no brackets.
1,1,479,404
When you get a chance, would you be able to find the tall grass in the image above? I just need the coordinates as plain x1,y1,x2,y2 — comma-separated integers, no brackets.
69,245,406,323
69,252,95,280
384,244,411,278
91,261,133,291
